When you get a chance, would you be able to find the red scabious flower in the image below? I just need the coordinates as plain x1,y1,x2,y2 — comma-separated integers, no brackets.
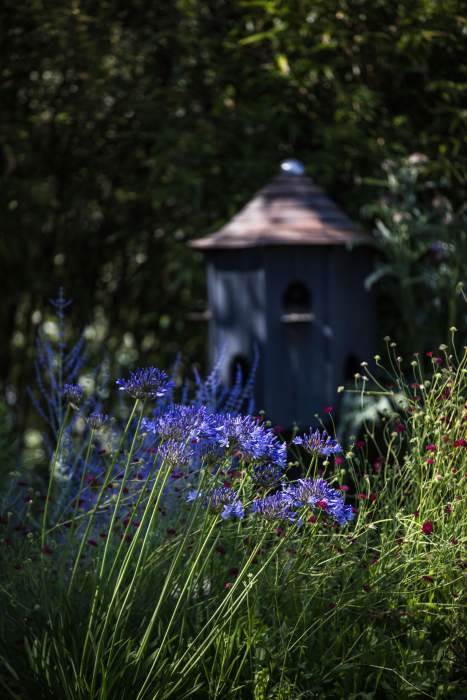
99,532,108,539
41,545,53,555
426,351,433,358
354,440,366,449
166,528,176,536
421,520,433,535
425,443,437,452
334,455,344,465
426,458,434,465
307,515,317,524
441,388,451,400
87,539,98,547
422,575,434,583
453,438,467,448
411,382,420,390
434,357,443,365
339,485,349,491
394,422,406,433
362,584,370,593
316,499,328,509
444,504,452,515
357,492,368,500
413,510,420,518
324,406,333,414
372,456,384,473
442,435,450,443
228,567,239,578
369,493,378,503
450,537,459,545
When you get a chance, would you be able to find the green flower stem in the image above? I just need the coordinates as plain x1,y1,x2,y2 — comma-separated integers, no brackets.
41,404,71,548
67,400,139,594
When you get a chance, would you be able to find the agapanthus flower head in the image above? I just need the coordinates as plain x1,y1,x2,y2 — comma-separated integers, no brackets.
63,383,84,406
251,492,296,522
251,462,284,488
187,486,244,520
87,411,108,430
215,413,287,467
292,429,342,456
153,404,218,444
116,367,174,400
285,478,354,525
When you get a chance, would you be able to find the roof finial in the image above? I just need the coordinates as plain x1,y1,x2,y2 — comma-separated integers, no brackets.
280,159,305,176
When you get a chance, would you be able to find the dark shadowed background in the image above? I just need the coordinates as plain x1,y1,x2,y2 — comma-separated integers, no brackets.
1,0,466,442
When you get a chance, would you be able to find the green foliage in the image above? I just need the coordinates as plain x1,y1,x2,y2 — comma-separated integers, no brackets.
1,0,466,427
361,155,467,352
0,341,465,698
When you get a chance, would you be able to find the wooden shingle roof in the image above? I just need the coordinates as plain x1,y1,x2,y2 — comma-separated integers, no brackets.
190,163,365,250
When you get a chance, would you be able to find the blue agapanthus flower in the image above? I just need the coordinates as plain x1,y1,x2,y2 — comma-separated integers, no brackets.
152,404,218,444
293,429,342,456
214,413,287,467
187,486,244,520
251,492,296,522
285,478,354,525
86,411,108,430
63,383,84,406
251,462,284,488
116,367,175,400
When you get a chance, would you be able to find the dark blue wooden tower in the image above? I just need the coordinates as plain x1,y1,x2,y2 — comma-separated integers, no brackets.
190,160,375,426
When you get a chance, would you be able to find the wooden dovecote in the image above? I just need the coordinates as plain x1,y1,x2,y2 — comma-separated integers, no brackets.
190,160,375,426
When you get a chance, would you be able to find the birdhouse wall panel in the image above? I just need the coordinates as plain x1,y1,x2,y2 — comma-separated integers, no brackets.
328,248,375,390
207,256,267,404
262,247,328,426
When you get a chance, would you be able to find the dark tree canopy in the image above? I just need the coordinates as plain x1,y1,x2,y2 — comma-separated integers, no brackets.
1,0,466,426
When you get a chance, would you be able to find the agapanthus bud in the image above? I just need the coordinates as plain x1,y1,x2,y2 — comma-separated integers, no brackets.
63,383,84,407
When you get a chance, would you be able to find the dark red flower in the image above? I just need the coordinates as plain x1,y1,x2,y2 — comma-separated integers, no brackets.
453,438,467,448
444,504,452,515
41,545,52,555
422,575,434,583
425,443,437,452
228,567,239,578
334,455,344,465
369,493,378,503
357,492,368,500
87,539,98,547
216,545,226,555
324,406,333,414
316,499,328,509
362,584,370,593
166,528,176,536
421,520,433,535
426,351,433,358
339,485,349,492
354,440,366,449
394,422,406,433
307,515,317,524
426,458,434,465
413,510,420,518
